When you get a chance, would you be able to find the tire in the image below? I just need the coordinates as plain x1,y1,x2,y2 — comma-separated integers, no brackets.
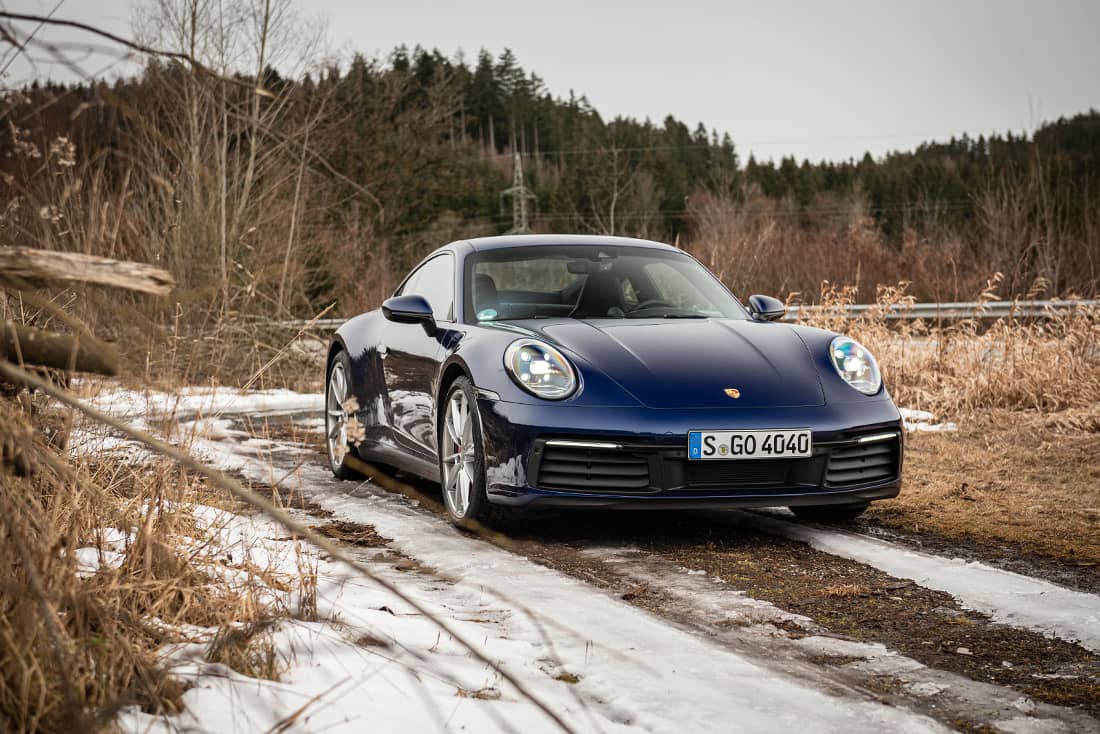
789,502,869,522
325,350,363,480
438,377,509,528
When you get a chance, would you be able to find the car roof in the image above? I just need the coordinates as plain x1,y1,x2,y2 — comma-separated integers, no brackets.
455,234,678,253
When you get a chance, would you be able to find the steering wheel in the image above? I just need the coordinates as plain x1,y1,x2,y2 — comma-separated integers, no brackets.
631,299,674,312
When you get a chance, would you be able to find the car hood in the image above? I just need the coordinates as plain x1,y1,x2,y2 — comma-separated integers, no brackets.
537,319,826,409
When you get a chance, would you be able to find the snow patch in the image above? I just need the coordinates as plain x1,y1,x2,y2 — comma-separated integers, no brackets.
88,385,321,421
186,438,946,733
899,407,958,433
746,513,1100,654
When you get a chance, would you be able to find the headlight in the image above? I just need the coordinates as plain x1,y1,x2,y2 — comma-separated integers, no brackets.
829,336,882,395
504,339,577,399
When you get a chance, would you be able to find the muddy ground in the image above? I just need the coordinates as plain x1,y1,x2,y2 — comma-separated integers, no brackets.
242,414,1100,728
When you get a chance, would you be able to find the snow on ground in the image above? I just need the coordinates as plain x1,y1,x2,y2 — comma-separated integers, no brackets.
117,502,654,734
138,426,946,733
87,384,322,421
581,545,1099,732
72,527,134,577
899,407,958,433
744,512,1100,654
71,385,1100,732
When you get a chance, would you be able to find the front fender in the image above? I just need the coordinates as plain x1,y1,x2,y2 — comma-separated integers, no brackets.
789,324,899,407
445,324,641,407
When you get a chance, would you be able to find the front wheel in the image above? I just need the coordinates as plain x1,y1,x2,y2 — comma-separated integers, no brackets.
789,502,869,522
439,377,508,528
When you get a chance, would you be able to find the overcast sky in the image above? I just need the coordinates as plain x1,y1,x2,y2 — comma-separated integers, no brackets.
3,0,1098,161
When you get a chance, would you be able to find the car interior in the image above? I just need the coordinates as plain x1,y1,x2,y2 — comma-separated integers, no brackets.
473,267,636,320
466,246,750,323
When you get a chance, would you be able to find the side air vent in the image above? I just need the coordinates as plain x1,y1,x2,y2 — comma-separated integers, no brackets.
536,445,650,492
826,438,899,486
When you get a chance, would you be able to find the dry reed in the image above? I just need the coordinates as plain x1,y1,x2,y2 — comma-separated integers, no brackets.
795,277,1100,417
0,395,312,732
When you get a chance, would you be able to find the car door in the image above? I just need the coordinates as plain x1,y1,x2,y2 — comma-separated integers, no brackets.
381,253,455,458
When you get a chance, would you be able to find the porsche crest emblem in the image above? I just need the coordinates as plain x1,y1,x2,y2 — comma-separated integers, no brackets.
724,388,741,399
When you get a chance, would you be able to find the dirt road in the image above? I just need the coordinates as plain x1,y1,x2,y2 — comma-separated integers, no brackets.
184,409,1100,733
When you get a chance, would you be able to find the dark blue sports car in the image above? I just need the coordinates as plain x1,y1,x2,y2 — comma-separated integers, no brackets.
324,235,903,526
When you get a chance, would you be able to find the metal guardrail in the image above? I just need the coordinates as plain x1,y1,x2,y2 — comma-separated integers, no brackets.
274,299,1098,331
783,299,1099,321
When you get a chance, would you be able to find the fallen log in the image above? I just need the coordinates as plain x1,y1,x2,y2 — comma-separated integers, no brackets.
1,321,118,376
0,246,175,295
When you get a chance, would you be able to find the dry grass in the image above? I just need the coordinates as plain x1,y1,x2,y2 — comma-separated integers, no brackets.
820,584,872,598
796,277,1100,416
794,279,1100,564
0,394,312,733
205,620,286,681
869,411,1100,565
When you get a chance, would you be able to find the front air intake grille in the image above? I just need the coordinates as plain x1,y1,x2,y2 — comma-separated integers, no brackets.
825,438,899,486
536,445,650,492
686,459,792,488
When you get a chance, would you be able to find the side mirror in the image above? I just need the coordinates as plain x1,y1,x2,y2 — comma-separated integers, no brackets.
382,295,437,334
748,294,786,322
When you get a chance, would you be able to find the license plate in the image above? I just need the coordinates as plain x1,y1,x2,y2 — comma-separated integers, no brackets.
688,429,812,460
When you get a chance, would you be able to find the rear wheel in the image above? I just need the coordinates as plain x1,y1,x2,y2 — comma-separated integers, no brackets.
439,377,508,528
325,351,362,480
789,502,869,522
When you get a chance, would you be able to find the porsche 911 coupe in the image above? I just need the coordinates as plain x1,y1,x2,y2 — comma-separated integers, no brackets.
324,235,903,526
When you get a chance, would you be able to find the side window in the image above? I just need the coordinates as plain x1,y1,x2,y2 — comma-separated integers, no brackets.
397,270,421,298
401,255,454,321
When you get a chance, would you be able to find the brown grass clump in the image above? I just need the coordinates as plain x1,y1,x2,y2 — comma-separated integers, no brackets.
820,584,872,598
205,620,286,681
0,394,300,733
796,278,1099,565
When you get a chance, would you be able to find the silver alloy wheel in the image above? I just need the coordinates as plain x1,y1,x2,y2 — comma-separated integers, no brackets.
442,389,476,518
326,361,349,470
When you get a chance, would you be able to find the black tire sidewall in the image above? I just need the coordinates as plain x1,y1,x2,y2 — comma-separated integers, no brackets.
440,377,491,524
327,350,361,479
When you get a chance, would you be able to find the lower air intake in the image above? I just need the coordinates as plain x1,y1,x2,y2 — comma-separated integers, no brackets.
825,438,899,486
536,445,650,492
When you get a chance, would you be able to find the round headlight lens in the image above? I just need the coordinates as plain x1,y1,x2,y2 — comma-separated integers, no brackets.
504,339,577,399
829,336,882,395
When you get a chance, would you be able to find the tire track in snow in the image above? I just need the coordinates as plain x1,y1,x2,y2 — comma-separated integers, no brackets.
736,511,1100,654
102,401,1097,733
203,415,1099,732
191,423,948,733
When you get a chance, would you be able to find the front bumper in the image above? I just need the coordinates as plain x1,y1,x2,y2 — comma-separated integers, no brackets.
477,398,904,510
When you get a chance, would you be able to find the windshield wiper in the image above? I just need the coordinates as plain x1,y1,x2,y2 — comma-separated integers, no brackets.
622,313,708,319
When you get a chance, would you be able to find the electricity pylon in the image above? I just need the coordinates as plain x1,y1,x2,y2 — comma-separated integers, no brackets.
500,150,536,234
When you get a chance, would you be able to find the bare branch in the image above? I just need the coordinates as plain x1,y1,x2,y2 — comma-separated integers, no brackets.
0,321,118,376
0,247,175,295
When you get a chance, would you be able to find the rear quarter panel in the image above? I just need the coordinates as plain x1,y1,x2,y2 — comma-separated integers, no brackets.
332,311,390,442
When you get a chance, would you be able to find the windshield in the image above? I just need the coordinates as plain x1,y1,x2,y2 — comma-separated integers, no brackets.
464,245,749,323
